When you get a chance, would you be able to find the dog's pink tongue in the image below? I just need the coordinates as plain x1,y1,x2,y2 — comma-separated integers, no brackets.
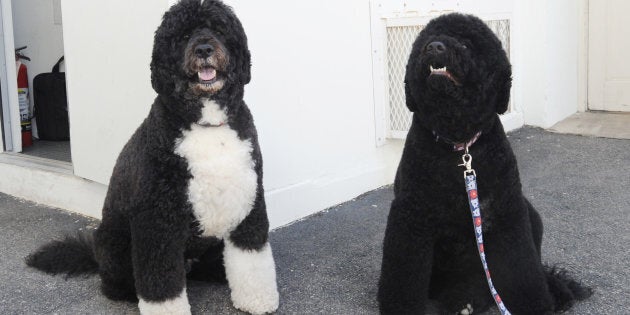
198,68,216,81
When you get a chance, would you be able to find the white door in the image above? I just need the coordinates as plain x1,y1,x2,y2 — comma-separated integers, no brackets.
0,0,21,151
588,0,630,112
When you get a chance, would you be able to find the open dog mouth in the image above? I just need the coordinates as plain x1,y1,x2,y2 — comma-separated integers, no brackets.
429,65,460,86
190,63,225,94
198,66,218,85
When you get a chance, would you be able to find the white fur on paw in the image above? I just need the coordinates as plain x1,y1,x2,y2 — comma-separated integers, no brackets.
459,303,473,315
224,240,279,314
138,288,191,315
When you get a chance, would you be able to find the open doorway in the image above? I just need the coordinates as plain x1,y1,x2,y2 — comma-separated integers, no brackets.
1,0,71,163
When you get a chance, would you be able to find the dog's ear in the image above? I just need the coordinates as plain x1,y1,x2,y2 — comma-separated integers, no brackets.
404,80,418,113
404,53,420,113
203,1,251,86
227,20,251,86
494,66,512,114
150,0,201,95
150,63,175,96
225,11,251,85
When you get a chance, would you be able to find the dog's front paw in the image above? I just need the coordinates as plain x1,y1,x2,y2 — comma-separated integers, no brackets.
231,287,279,315
138,289,191,315
224,241,279,314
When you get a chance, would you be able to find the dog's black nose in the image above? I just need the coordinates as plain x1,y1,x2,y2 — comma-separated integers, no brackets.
194,44,214,58
425,41,446,54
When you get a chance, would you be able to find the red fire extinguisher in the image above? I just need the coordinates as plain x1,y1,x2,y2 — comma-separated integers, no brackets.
15,46,32,147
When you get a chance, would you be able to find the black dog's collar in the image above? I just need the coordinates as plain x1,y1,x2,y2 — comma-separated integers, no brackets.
433,131,482,152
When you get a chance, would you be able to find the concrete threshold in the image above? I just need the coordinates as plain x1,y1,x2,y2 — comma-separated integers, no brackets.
0,153,106,218
549,111,630,139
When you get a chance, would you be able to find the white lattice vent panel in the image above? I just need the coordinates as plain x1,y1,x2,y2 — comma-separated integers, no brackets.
386,25,423,137
385,19,511,139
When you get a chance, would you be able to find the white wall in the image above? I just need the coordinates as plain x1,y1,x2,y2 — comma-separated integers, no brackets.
11,0,65,137
228,0,401,227
62,0,400,227
513,0,582,128
225,1,382,189
3,0,588,226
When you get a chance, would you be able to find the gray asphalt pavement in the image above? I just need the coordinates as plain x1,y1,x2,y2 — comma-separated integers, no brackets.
1,126,628,314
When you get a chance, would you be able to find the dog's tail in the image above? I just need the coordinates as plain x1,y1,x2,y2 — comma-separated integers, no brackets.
544,265,593,312
25,232,99,277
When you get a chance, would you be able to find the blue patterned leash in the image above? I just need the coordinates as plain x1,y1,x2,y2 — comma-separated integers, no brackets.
459,148,512,315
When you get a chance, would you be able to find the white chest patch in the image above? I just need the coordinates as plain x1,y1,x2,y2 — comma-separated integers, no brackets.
174,100,257,238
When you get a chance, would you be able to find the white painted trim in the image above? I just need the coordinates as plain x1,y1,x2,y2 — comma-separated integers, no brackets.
0,155,106,218
0,0,21,152
389,130,409,139
577,0,589,113
385,16,433,27
370,2,388,146
0,5,10,151
586,0,604,111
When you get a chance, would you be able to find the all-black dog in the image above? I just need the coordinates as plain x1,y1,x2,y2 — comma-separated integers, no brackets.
378,14,591,314
26,1,278,314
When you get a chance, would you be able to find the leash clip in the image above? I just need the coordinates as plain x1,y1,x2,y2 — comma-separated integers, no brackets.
458,147,476,177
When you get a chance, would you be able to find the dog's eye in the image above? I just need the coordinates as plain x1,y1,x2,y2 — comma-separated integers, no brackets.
461,44,467,49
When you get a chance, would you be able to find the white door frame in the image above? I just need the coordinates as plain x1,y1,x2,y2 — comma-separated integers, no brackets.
577,0,589,113
0,0,21,152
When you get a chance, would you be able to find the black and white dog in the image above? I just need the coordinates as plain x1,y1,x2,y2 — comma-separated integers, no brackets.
26,1,278,314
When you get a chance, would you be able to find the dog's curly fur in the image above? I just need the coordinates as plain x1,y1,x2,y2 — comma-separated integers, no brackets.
26,1,278,314
378,13,592,314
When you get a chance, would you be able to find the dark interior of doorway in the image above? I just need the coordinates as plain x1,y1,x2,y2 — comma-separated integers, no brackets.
21,140,71,162
11,0,71,163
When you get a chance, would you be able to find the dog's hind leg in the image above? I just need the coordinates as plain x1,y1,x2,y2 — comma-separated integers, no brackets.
526,198,543,258
378,198,435,314
482,207,555,315
187,240,227,283
94,214,137,302
131,211,191,315
223,193,279,315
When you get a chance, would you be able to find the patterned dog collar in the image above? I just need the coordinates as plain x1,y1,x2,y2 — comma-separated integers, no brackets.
433,131,482,151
